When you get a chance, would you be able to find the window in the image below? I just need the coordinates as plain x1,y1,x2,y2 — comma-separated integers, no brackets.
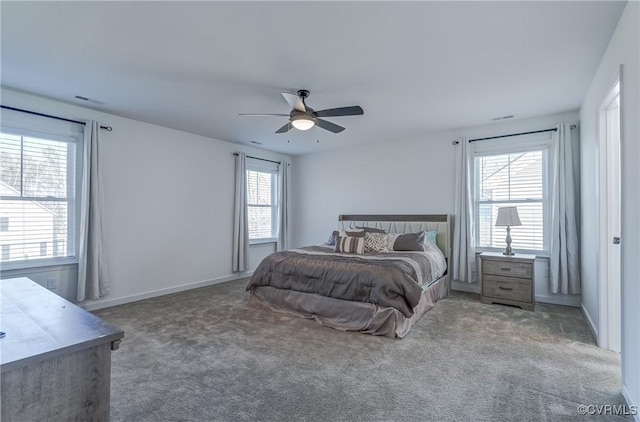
0,113,82,269
474,140,549,254
246,167,277,242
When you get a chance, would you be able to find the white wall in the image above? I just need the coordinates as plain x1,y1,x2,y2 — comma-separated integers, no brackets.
292,110,580,307
579,1,639,415
0,88,290,309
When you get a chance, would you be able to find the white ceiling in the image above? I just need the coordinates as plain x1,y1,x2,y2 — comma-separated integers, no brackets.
1,1,626,155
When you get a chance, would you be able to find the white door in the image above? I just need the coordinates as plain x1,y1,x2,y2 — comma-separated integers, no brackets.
598,78,621,352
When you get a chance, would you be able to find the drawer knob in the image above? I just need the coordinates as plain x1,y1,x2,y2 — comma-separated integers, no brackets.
500,267,512,271
499,286,513,291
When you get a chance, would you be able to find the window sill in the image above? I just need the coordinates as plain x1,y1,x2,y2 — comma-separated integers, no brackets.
475,248,549,259
0,258,78,273
249,238,277,246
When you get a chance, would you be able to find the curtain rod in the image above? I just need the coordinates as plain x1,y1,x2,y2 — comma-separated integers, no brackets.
452,124,577,145
233,152,280,165
1,105,113,131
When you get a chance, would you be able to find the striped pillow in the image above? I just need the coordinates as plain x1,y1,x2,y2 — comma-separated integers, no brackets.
334,236,365,254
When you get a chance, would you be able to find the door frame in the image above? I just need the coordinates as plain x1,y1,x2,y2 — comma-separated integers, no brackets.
596,66,622,352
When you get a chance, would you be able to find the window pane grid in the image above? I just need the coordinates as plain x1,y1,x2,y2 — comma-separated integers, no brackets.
477,202,544,250
1,131,76,264
247,170,272,206
475,150,547,251
246,169,277,240
247,206,274,239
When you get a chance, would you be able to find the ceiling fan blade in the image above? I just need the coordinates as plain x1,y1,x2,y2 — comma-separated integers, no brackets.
315,106,364,118
275,122,291,134
281,92,306,112
316,119,345,133
239,113,289,116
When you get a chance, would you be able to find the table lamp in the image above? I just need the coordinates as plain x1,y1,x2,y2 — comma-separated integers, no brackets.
495,207,522,256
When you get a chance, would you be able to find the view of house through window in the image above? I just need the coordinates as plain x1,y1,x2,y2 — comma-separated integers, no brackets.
0,131,78,265
246,168,277,241
475,150,547,252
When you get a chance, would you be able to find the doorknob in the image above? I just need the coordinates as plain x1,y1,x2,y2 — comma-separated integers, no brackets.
613,237,621,245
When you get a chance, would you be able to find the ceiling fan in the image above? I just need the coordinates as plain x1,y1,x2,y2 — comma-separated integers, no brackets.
239,90,364,134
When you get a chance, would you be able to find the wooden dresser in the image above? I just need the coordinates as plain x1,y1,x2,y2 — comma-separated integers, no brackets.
479,252,536,311
0,277,124,421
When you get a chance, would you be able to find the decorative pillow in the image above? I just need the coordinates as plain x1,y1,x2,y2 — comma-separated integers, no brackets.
364,232,389,252
356,226,387,234
326,230,339,246
334,236,365,254
390,231,426,251
425,230,438,245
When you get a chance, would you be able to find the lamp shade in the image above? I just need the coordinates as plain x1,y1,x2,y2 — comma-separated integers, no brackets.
495,206,522,227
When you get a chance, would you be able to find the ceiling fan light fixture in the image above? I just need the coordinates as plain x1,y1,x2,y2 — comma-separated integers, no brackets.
291,114,315,131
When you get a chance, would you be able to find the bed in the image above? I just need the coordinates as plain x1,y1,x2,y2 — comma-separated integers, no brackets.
246,214,452,338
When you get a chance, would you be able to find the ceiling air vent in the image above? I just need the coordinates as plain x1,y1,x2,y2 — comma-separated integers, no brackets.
74,95,104,105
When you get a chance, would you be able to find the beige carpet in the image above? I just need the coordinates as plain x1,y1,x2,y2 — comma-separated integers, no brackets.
94,279,630,421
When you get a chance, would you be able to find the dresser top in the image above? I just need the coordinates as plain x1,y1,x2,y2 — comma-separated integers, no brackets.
480,251,536,261
0,277,124,372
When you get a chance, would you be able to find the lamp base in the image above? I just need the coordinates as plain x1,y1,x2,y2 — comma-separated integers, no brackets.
503,226,515,256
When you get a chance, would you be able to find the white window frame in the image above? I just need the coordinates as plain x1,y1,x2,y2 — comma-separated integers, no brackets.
0,119,83,271
246,165,278,245
472,133,551,256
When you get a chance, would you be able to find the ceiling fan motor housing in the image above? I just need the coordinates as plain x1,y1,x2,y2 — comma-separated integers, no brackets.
290,90,316,128
297,89,311,99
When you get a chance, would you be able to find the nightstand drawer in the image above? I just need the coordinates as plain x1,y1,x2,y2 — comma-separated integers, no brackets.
482,275,532,303
483,260,532,279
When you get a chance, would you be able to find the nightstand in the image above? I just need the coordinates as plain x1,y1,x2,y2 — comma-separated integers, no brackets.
479,252,536,311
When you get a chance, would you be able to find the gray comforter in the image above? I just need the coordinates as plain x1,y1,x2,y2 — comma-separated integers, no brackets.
246,246,437,318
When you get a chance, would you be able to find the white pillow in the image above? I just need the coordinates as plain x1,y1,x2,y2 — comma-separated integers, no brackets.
422,238,447,279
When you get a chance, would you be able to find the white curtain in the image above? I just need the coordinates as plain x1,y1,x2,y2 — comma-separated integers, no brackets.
277,161,291,251
232,152,249,272
77,121,110,302
550,124,580,294
452,137,477,283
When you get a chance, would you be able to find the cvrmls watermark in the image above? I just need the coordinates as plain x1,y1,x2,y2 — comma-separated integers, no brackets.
578,404,638,416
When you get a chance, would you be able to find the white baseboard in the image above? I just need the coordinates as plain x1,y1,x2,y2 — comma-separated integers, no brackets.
82,272,253,311
451,280,481,294
622,384,640,422
580,303,599,344
535,294,581,308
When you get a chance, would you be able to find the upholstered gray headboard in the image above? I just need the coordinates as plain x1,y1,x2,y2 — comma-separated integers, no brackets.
338,214,452,260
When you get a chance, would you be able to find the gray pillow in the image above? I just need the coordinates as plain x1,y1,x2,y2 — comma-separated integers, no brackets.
356,226,387,234
392,232,426,251
340,229,366,238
